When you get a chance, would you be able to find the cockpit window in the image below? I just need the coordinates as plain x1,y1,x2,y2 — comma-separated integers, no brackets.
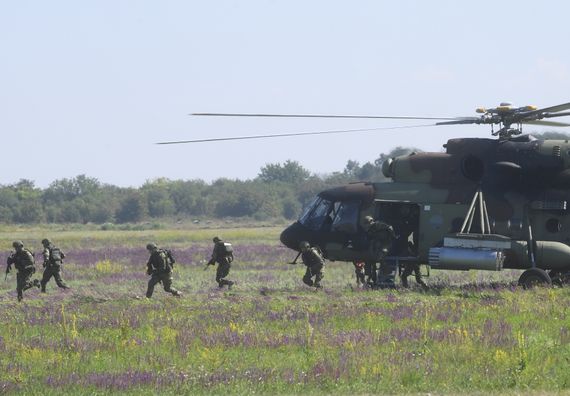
299,197,319,224
299,198,360,233
331,201,359,233
299,198,333,231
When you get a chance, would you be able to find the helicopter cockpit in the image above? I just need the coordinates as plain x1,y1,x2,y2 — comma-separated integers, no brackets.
298,197,360,234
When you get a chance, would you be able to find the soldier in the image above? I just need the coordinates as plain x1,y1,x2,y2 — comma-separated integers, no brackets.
299,241,325,289
6,241,40,301
353,261,366,286
400,262,427,289
207,237,234,289
364,215,396,287
145,243,181,298
40,238,70,293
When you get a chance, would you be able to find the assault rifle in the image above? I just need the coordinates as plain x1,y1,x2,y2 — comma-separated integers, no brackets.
288,252,301,265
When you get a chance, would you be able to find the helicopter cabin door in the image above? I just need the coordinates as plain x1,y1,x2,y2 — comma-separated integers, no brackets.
374,201,420,258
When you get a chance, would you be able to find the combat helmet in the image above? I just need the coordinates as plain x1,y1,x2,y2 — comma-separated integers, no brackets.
12,241,24,249
146,243,157,251
299,241,310,250
213,236,221,243
41,238,50,246
364,216,374,224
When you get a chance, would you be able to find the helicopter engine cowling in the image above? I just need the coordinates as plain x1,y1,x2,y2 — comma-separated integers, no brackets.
387,152,467,184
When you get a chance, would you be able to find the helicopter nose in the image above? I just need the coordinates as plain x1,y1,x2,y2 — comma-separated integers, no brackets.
280,222,306,251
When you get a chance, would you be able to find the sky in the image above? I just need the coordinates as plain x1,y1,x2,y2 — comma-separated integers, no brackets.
2,0,570,188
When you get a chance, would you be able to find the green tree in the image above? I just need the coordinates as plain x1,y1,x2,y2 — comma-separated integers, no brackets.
116,192,147,223
258,160,310,184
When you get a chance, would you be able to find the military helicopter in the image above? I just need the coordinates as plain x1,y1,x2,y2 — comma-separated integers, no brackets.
160,101,570,288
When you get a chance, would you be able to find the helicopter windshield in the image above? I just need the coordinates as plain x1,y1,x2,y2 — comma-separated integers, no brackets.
299,198,360,233
299,197,333,231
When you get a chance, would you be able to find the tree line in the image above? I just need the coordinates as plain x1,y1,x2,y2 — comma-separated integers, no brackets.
0,147,418,224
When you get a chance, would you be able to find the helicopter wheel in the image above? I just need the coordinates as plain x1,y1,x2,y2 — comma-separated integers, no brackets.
518,268,552,289
548,269,570,287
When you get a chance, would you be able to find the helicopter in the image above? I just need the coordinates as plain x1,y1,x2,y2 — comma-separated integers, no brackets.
160,101,570,288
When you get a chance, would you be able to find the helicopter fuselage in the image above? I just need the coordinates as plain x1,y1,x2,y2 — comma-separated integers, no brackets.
280,136,570,277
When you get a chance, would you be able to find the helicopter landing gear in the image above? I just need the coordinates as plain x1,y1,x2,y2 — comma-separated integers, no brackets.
518,268,552,289
548,270,570,287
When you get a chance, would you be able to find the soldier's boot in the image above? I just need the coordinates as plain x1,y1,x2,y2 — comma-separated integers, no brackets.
33,279,41,289
227,281,234,290
401,276,409,288
17,292,23,302
302,276,314,287
172,290,182,297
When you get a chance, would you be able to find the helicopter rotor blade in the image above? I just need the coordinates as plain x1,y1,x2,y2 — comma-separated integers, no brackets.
435,118,482,126
522,120,570,127
191,112,457,121
543,111,570,119
156,123,437,145
532,102,570,114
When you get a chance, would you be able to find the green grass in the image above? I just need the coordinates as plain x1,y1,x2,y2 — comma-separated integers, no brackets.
1,226,570,395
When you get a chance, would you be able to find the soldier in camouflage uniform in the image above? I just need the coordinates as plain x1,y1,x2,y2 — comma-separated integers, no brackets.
299,241,325,289
6,241,40,301
40,238,70,293
207,237,235,289
400,262,427,289
364,216,396,287
353,261,366,286
145,243,181,298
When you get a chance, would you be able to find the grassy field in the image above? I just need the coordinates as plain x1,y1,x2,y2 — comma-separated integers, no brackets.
1,226,570,395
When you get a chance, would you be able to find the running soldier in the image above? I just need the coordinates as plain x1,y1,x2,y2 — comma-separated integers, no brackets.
6,241,40,301
207,237,234,289
299,241,325,289
145,243,181,298
40,238,70,293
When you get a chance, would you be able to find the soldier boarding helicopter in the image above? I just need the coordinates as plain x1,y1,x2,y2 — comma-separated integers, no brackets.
159,101,570,288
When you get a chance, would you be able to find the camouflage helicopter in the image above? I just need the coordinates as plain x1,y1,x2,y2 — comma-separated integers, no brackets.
160,101,570,288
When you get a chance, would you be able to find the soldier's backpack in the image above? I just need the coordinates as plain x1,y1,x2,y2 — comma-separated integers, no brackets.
50,247,63,263
15,249,35,271
165,249,176,267
156,249,174,272
222,242,234,263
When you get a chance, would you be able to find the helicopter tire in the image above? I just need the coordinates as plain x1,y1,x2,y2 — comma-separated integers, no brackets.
518,268,552,289
548,269,570,287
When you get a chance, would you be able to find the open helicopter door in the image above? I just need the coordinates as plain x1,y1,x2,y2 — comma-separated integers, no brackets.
373,201,421,257
372,201,422,284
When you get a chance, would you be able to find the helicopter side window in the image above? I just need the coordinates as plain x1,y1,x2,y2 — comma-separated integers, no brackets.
299,198,334,231
331,201,360,233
